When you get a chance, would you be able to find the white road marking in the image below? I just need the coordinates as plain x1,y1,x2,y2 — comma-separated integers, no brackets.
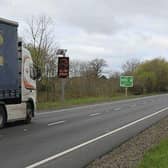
131,104,136,107
48,121,65,126
25,106,168,168
89,113,101,117
114,108,121,111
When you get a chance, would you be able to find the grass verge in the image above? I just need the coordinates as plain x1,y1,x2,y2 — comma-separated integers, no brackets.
37,94,155,111
137,139,168,168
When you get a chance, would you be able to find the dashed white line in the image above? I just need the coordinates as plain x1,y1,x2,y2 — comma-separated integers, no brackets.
114,108,121,111
26,106,168,168
131,104,136,107
48,121,65,126
89,113,101,117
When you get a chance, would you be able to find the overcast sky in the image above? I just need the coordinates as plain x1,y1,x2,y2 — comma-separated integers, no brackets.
1,0,168,73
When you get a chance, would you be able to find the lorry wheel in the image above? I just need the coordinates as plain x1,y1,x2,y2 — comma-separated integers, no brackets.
25,102,33,124
0,105,6,129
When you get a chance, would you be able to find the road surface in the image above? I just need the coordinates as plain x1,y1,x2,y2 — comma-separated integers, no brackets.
0,94,168,168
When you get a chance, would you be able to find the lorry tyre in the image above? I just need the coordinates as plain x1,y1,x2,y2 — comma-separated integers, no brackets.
0,105,6,129
25,102,33,124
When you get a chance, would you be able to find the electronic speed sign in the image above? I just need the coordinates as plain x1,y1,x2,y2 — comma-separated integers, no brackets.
58,57,69,78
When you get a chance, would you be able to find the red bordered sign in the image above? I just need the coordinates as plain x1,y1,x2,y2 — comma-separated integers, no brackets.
58,57,69,78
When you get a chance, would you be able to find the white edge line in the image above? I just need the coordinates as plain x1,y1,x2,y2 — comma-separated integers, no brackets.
89,113,101,117
48,121,65,126
26,106,168,168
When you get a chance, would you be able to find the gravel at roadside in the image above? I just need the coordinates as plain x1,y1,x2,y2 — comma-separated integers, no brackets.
87,116,168,168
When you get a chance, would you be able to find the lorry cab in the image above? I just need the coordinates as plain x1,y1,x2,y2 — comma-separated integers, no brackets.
22,47,37,114
0,18,40,128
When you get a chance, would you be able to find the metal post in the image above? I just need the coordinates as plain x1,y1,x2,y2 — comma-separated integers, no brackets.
61,53,65,102
57,49,68,103
125,87,128,97
61,78,65,102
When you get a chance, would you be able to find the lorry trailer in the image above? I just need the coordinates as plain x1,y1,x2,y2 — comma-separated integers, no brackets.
0,18,40,128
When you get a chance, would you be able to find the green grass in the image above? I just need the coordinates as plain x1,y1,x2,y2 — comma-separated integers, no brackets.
37,94,153,111
138,139,168,168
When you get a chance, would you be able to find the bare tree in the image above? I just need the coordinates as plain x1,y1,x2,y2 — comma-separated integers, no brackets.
79,59,107,78
23,15,59,102
69,60,85,77
24,15,58,76
88,58,107,78
109,71,121,79
122,58,140,75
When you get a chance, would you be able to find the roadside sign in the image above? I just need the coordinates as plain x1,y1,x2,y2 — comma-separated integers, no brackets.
120,76,133,88
58,57,69,78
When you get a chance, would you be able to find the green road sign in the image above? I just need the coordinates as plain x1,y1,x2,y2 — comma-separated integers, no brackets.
120,76,134,88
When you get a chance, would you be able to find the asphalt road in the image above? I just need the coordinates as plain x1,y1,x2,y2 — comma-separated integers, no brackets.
0,94,168,168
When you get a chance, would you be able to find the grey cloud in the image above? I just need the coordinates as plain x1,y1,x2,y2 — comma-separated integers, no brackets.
105,0,168,17
2,0,168,35
1,0,10,5
49,0,168,35
55,0,126,34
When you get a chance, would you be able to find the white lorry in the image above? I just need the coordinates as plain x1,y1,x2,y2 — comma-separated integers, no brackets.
0,18,40,128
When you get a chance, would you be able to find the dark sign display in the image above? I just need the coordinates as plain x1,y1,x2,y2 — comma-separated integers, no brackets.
58,57,69,78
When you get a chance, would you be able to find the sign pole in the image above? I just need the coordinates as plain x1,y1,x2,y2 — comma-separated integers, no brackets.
120,76,133,97
125,87,128,97
61,78,65,102
61,53,66,103
57,49,69,103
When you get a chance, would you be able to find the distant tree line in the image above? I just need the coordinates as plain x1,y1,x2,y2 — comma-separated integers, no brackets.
23,16,168,103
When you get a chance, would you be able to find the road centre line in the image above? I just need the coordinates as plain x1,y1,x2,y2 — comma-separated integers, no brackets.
26,106,168,168
114,108,121,111
89,113,101,117
48,121,65,126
